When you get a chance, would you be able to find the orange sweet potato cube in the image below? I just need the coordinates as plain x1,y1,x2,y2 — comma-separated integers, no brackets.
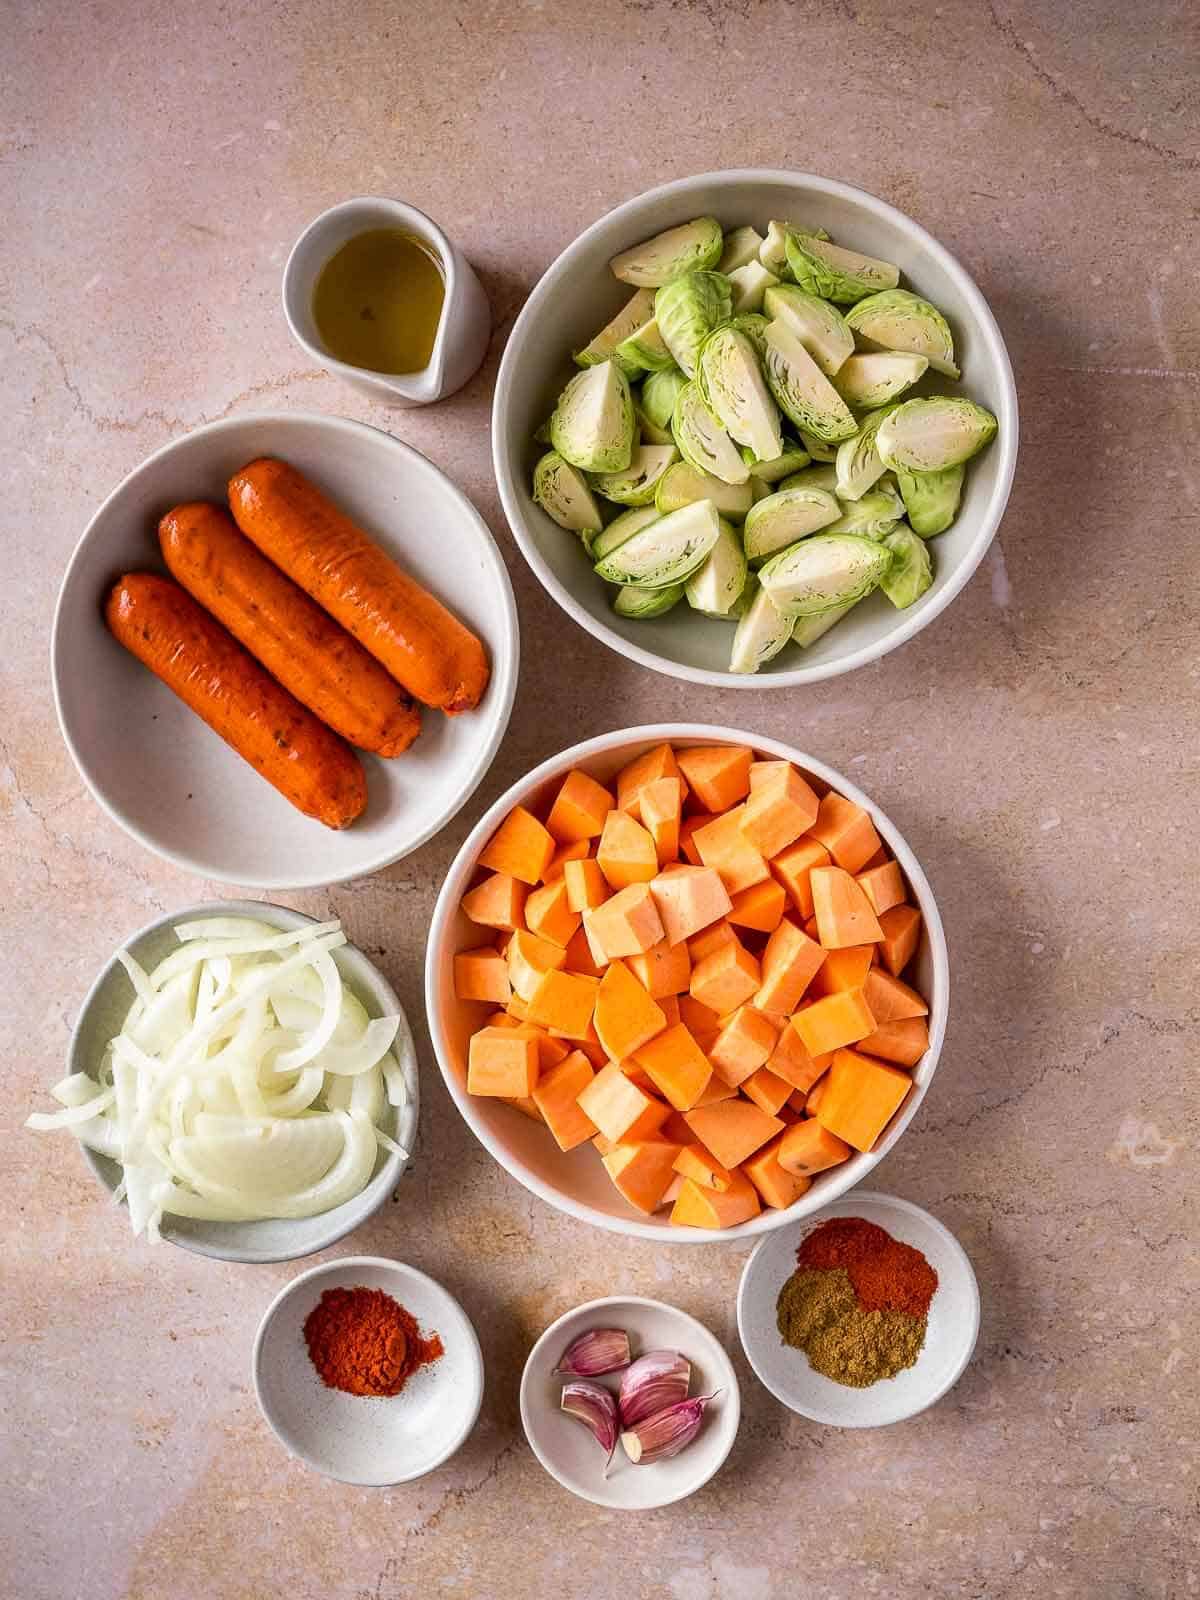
741,1065,792,1116
690,937,760,1015
461,872,527,932
524,969,599,1040
877,904,923,976
792,989,876,1056
743,1132,812,1209
859,1016,929,1066
565,923,606,979
640,776,683,864
676,744,753,812
594,959,667,1062
467,1027,539,1097
478,805,555,885
755,917,827,1015
771,837,831,920
862,968,929,1023
810,866,884,949
603,1139,684,1214
727,877,786,933
855,859,906,916
673,1142,734,1192
767,1020,832,1094
658,993,681,1027
542,840,589,883
576,1061,671,1143
627,939,692,998
805,1072,829,1116
778,1118,852,1176
546,769,615,843
507,928,568,1001
531,1049,599,1151
692,806,771,895
616,743,687,819
687,917,737,964
708,1005,779,1087
679,814,714,866
504,1094,543,1122
683,1098,784,1170
660,1109,693,1144
815,1047,911,1152
454,947,512,1005
524,878,582,948
583,883,665,961
808,943,875,997
692,1071,738,1106
670,1171,761,1229
650,865,732,946
596,809,659,890
563,857,609,913
740,764,820,858
505,1024,571,1073
808,791,882,875
633,1023,713,1111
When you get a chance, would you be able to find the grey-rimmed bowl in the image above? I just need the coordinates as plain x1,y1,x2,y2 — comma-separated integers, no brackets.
70,900,419,1263
492,169,1017,689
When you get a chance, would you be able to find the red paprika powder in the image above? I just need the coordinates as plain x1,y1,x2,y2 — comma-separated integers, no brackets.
797,1216,938,1319
303,1286,444,1397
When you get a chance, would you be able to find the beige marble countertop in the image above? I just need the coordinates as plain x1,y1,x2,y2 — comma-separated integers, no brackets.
4,1,1198,1596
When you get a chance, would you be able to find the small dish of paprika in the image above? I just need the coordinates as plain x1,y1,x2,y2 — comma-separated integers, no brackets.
253,1255,484,1485
736,1192,980,1429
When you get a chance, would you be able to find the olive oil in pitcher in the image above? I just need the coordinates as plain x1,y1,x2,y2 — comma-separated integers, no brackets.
312,229,445,375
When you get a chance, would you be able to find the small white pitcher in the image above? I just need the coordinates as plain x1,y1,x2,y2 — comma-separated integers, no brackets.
282,197,491,407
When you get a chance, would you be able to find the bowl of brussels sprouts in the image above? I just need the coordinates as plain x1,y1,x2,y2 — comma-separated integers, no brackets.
492,170,1017,687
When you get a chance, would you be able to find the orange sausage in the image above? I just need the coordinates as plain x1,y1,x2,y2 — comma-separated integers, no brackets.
227,458,490,715
159,502,421,757
105,573,366,830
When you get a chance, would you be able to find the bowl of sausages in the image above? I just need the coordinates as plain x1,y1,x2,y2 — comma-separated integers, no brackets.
52,413,518,888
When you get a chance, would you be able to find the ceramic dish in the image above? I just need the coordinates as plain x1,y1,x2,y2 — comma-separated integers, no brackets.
519,1294,739,1508
425,724,949,1243
492,168,1017,689
254,1256,483,1485
737,1192,980,1426
72,900,419,1263
52,411,518,888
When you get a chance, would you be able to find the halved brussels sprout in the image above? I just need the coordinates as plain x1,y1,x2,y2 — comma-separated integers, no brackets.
780,463,839,494
822,481,905,539
845,288,959,379
758,219,831,274
876,396,998,471
640,367,689,434
762,284,855,378
593,498,721,587
729,577,794,674
833,352,928,409
793,597,859,648
532,450,604,541
834,403,901,501
759,533,893,617
590,504,660,560
655,460,755,520
894,462,965,536
727,312,769,355
744,441,811,483
762,319,857,443
550,359,635,473
783,233,901,304
616,317,675,374
590,443,679,506
880,525,934,608
610,217,724,286
633,397,674,446
613,581,685,618
797,429,838,462
685,517,748,617
697,326,783,465
655,271,733,378
575,287,658,373
718,224,765,274
727,260,779,315
743,486,842,563
672,381,750,485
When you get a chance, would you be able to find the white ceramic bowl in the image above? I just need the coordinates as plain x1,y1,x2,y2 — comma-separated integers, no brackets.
425,724,949,1243
737,1192,980,1427
253,1255,483,1485
72,900,419,1263
493,169,1017,688
52,411,518,888
519,1294,739,1509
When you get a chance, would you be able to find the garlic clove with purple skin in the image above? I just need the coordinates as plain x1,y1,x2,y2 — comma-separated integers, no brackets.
552,1327,631,1377
619,1393,718,1465
559,1379,620,1473
617,1350,691,1427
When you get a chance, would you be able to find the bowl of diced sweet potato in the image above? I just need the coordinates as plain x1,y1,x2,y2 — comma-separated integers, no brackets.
425,726,947,1241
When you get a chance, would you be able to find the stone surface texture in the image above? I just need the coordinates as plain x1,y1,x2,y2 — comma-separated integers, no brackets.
3,1,1198,1596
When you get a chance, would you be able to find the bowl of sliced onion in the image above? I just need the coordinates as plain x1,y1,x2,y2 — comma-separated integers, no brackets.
25,902,418,1262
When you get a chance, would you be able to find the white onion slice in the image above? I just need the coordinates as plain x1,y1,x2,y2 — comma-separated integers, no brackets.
25,1088,115,1130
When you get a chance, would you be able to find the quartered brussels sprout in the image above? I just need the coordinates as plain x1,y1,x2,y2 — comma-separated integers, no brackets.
822,481,905,539
876,396,998,471
894,461,965,536
656,460,755,520
655,271,733,378
783,233,901,305
835,404,899,500
613,581,686,618
880,525,934,608
575,288,658,373
759,533,893,617
845,288,959,379
780,463,839,493
762,284,855,378
762,319,857,443
640,367,689,434
593,498,720,587
633,396,674,446
685,517,748,617
758,219,830,274
727,260,779,315
615,317,676,374
672,381,751,485
697,326,783,465
532,450,605,541
833,352,928,410
590,443,679,506
610,217,724,286
718,224,765,274
729,576,795,674
744,441,811,483
590,504,660,561
793,597,859,648
550,359,635,474
743,486,841,563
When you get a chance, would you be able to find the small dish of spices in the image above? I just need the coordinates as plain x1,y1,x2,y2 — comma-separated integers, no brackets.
737,1193,979,1428
253,1256,484,1485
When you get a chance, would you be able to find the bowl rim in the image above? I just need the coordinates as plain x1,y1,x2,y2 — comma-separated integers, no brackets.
424,722,950,1243
50,409,520,889
735,1190,981,1427
492,167,1019,689
72,898,419,1263
518,1292,740,1508
252,1253,485,1486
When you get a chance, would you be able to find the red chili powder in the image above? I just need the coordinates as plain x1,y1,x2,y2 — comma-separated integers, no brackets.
303,1286,444,1397
798,1216,938,1319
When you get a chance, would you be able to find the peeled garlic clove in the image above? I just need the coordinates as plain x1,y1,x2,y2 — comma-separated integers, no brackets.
617,1349,691,1427
620,1394,716,1465
552,1327,631,1377
560,1379,619,1471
